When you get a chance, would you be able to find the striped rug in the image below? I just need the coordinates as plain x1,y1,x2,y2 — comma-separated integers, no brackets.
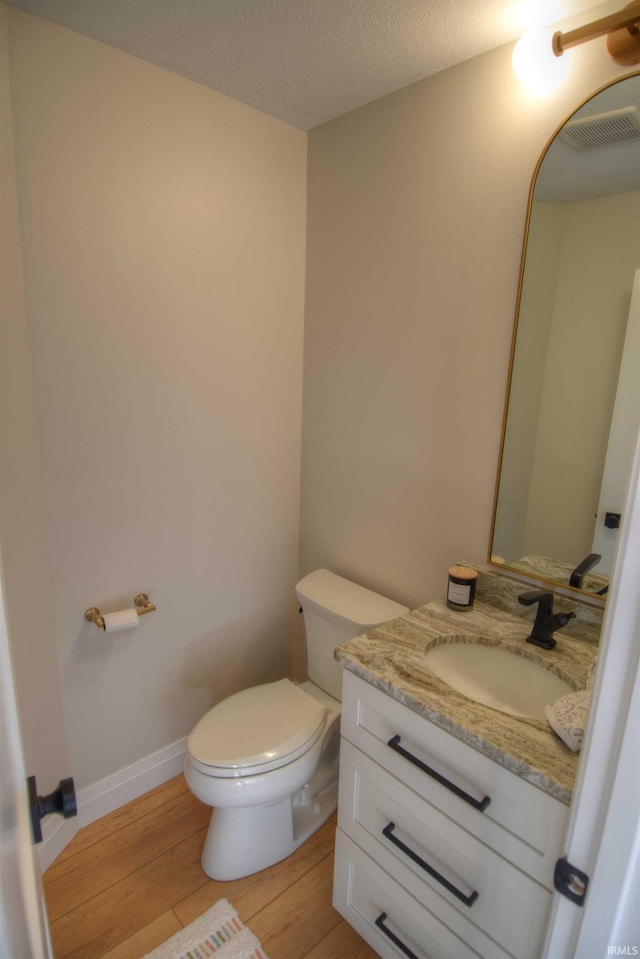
142,899,269,959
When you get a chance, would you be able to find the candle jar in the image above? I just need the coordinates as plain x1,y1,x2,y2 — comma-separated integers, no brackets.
446,565,478,611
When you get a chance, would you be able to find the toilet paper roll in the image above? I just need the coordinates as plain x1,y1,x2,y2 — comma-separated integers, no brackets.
102,608,139,633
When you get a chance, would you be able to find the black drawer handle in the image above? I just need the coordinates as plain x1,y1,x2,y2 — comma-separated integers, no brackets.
382,822,479,908
375,912,419,959
387,735,491,812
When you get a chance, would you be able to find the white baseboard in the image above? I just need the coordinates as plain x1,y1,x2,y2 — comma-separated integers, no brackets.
39,737,188,872
38,815,79,872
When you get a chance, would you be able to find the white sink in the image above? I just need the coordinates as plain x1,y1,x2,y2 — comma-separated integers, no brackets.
424,641,573,720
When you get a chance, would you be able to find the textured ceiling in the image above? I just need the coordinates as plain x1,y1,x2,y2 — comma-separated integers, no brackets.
6,0,609,129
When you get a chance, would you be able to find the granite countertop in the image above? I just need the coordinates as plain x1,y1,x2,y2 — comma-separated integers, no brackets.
335,596,600,805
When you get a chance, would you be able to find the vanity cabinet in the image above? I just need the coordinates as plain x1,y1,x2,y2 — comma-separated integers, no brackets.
333,670,569,959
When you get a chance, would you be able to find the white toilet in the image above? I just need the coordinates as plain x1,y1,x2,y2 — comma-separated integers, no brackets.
184,568,408,880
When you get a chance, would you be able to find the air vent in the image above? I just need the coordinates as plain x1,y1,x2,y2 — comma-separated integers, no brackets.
559,107,640,151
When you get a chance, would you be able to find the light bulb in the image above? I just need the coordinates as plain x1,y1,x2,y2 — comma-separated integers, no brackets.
512,28,571,96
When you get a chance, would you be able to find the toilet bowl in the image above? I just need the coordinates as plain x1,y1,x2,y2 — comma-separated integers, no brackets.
185,677,340,880
184,570,408,881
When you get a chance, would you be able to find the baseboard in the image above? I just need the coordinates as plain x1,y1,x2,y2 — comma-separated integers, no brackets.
38,736,187,872
38,815,79,872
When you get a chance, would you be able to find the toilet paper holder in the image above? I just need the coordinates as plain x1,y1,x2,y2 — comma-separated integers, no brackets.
84,593,156,629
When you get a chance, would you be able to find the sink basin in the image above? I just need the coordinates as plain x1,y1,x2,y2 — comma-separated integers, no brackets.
424,641,573,719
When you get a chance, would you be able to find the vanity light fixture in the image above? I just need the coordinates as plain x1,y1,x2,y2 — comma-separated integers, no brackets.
553,1,640,64
513,1,640,95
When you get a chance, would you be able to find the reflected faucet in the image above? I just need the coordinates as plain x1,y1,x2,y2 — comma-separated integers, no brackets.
569,552,601,589
517,590,576,650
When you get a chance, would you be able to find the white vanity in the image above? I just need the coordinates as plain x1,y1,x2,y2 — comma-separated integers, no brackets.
332,572,602,959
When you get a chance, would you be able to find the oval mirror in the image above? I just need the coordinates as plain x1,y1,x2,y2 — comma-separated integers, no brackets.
490,74,640,597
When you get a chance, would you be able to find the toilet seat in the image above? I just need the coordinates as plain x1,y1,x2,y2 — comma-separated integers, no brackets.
187,678,326,778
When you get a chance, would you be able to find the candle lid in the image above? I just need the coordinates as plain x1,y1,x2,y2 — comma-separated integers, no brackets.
448,565,478,580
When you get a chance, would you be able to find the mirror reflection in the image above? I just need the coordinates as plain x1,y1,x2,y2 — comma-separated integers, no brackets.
491,75,640,596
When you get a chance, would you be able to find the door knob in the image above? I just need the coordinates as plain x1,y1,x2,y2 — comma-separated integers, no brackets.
27,775,77,844
604,512,621,529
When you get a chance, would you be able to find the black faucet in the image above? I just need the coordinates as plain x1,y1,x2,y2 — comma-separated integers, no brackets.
517,590,576,650
569,552,601,589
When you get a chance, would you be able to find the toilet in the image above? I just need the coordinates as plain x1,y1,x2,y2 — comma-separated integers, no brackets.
184,568,408,880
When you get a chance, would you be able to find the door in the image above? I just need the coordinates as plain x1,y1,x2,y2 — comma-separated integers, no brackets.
543,430,640,955
592,269,640,574
0,572,53,959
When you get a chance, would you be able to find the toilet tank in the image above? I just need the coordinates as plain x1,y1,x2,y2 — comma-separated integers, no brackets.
295,569,409,701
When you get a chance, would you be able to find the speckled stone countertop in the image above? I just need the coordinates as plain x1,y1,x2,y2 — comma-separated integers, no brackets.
335,573,602,805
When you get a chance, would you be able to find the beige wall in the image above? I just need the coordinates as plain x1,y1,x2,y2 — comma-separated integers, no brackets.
301,37,628,611
6,8,307,788
0,3,69,788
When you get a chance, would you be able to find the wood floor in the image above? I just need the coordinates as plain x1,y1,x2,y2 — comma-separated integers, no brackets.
43,775,378,959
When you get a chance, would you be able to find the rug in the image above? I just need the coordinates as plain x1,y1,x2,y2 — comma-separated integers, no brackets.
141,898,269,959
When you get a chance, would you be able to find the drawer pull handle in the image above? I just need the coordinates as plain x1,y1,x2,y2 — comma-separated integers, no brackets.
382,821,479,908
387,735,491,812
375,912,420,959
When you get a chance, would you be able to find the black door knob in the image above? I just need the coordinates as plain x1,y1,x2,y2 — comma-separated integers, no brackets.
27,775,77,844
604,512,621,529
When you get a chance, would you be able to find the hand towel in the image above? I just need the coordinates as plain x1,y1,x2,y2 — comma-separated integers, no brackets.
545,688,591,752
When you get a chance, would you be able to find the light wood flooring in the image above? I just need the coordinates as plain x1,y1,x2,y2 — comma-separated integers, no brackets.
43,774,378,959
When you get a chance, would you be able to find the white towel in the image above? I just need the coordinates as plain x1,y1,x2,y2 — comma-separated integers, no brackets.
141,899,269,959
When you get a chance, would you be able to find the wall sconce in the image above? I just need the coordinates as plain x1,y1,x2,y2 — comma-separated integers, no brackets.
513,2,640,95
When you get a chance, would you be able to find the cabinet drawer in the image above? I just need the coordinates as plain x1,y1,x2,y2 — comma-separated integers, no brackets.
341,671,567,887
334,829,513,959
339,739,551,959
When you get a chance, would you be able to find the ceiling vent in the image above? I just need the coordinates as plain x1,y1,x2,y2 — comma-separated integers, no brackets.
559,106,640,151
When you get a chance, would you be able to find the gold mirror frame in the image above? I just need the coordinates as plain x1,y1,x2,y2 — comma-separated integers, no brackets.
488,71,640,600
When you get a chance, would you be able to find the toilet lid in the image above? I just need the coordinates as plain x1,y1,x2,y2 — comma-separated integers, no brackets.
187,678,326,775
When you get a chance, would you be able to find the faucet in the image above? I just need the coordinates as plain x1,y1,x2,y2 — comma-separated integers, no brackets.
517,590,576,650
569,552,601,589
